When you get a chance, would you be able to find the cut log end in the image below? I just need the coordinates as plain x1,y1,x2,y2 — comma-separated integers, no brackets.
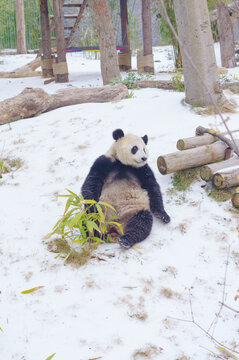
157,156,167,175
176,139,185,151
213,173,224,189
232,193,239,208
200,166,212,181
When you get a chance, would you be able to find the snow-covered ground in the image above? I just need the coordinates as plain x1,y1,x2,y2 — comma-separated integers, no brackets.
0,46,239,360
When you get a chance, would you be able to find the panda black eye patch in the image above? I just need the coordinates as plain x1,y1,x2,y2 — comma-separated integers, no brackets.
131,146,138,154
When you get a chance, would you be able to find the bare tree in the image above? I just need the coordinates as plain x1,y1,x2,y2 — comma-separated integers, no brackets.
16,0,27,54
92,0,120,85
172,0,225,107
217,1,237,68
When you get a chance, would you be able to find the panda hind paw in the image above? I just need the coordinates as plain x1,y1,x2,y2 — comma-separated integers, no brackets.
155,211,171,224
118,236,133,249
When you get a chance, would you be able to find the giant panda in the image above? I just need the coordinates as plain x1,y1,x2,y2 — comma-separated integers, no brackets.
81,129,170,249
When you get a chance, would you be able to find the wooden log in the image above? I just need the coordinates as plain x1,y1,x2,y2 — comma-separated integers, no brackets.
157,142,229,175
0,57,41,78
213,168,239,189
177,134,217,150
200,157,239,181
131,80,175,90
0,84,129,125
232,190,239,208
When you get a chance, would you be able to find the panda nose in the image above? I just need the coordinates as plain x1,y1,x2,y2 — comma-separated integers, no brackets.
141,157,147,161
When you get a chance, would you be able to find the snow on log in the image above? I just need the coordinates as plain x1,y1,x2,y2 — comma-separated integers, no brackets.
157,142,229,175
0,84,129,125
200,158,239,181
176,134,216,150
212,168,239,189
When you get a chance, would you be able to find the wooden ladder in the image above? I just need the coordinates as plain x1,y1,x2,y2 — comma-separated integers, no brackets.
46,0,88,47
62,0,88,48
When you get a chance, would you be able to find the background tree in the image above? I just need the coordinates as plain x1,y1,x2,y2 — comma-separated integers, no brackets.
172,0,225,107
217,1,237,68
16,0,27,53
91,0,120,84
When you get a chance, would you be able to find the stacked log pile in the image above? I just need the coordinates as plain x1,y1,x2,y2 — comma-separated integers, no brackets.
157,126,239,208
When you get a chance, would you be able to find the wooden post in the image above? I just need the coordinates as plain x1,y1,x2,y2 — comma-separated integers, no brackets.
92,0,120,85
40,0,53,78
141,0,154,73
119,0,131,71
52,0,69,82
16,0,27,54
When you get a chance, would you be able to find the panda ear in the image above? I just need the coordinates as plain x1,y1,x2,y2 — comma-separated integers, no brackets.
142,135,148,145
113,129,124,141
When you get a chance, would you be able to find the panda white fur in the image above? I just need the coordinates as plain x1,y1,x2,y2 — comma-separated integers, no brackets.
81,129,170,249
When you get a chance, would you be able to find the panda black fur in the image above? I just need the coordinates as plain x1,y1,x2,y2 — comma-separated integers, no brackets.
81,129,170,249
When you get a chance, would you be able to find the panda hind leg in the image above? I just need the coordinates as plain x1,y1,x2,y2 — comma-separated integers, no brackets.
118,210,153,249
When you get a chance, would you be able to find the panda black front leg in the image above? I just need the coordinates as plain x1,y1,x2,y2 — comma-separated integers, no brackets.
118,210,153,249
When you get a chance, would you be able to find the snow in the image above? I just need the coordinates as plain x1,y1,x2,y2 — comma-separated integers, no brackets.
0,46,239,360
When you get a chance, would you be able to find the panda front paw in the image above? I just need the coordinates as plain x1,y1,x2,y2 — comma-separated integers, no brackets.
118,236,133,249
155,211,171,224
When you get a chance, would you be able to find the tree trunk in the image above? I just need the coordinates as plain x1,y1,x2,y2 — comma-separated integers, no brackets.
173,0,225,106
52,0,69,82
141,0,154,73
119,0,131,71
40,0,53,78
0,84,129,125
200,158,239,181
217,1,237,68
157,142,229,175
92,0,120,84
213,168,239,189
16,0,27,54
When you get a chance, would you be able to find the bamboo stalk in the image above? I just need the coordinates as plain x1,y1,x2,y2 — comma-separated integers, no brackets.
213,168,239,189
157,142,229,175
200,158,239,181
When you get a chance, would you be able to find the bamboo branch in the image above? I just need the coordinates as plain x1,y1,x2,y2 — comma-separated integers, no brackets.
196,126,239,157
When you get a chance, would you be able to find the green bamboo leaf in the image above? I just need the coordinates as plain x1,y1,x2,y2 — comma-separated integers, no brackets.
96,204,105,222
101,224,107,233
107,221,124,234
64,196,73,214
68,212,84,228
98,201,117,211
66,189,80,199
45,353,56,360
83,199,97,205
0,326,4,333
21,286,44,294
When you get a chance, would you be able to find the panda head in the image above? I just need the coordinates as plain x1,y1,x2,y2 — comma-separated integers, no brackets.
107,129,149,168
